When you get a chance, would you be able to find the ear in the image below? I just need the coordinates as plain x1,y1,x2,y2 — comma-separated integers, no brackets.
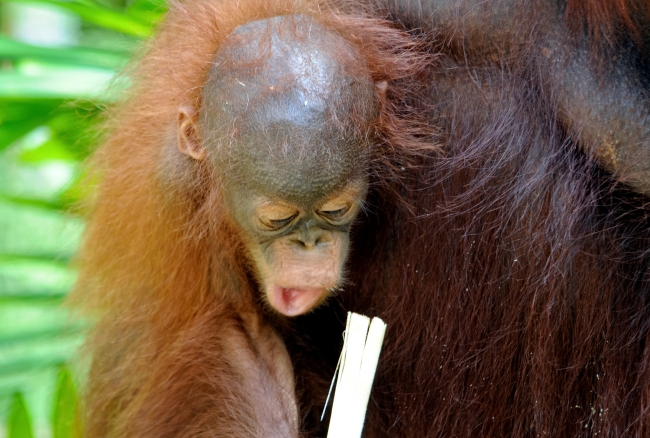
177,106,206,160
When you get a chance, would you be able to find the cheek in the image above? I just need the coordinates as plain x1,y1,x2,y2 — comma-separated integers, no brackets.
256,234,349,316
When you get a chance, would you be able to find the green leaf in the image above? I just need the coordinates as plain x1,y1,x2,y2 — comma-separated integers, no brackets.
19,138,78,163
0,157,79,205
52,367,79,438
0,199,83,259
3,0,153,37
0,36,129,69
0,63,115,100
0,332,84,378
7,393,34,438
45,107,105,160
0,100,62,153
0,257,76,299
1,102,105,163
64,2,152,37
0,300,78,339
0,99,64,122
126,0,167,26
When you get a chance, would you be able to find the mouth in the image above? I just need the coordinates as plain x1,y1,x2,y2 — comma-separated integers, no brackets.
268,285,327,316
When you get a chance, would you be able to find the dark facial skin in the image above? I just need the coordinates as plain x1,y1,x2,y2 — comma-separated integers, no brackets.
226,179,367,316
178,15,380,316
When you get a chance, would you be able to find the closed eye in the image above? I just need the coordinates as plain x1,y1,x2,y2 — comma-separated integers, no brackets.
318,206,349,222
270,216,295,227
260,214,297,231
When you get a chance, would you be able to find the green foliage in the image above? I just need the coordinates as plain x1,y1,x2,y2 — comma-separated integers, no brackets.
8,393,34,438
52,367,80,438
0,0,165,434
3,0,159,37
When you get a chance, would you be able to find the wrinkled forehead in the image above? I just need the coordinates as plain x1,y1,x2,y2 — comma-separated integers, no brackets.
227,124,366,205
199,15,378,204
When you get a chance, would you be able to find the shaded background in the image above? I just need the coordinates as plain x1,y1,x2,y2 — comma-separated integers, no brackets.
0,0,166,435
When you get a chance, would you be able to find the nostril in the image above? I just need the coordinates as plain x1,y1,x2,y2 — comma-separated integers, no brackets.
291,229,330,249
291,238,316,249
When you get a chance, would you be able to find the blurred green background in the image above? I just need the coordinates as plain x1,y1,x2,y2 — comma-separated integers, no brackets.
0,0,165,435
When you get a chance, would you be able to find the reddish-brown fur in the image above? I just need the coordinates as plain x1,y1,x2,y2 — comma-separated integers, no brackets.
71,0,650,436
565,0,647,45
71,0,429,435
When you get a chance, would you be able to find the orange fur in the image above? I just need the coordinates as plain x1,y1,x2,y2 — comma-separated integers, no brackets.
71,0,650,436
69,0,430,435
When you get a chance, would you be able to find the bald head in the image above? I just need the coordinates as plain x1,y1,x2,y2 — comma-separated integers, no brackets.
176,15,380,316
201,14,378,204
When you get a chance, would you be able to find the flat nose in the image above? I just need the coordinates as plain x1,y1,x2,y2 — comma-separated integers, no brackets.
291,221,331,249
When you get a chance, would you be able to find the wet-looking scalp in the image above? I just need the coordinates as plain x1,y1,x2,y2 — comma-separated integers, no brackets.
201,15,379,206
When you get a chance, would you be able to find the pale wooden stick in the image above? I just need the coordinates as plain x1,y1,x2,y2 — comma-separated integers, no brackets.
325,312,387,438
